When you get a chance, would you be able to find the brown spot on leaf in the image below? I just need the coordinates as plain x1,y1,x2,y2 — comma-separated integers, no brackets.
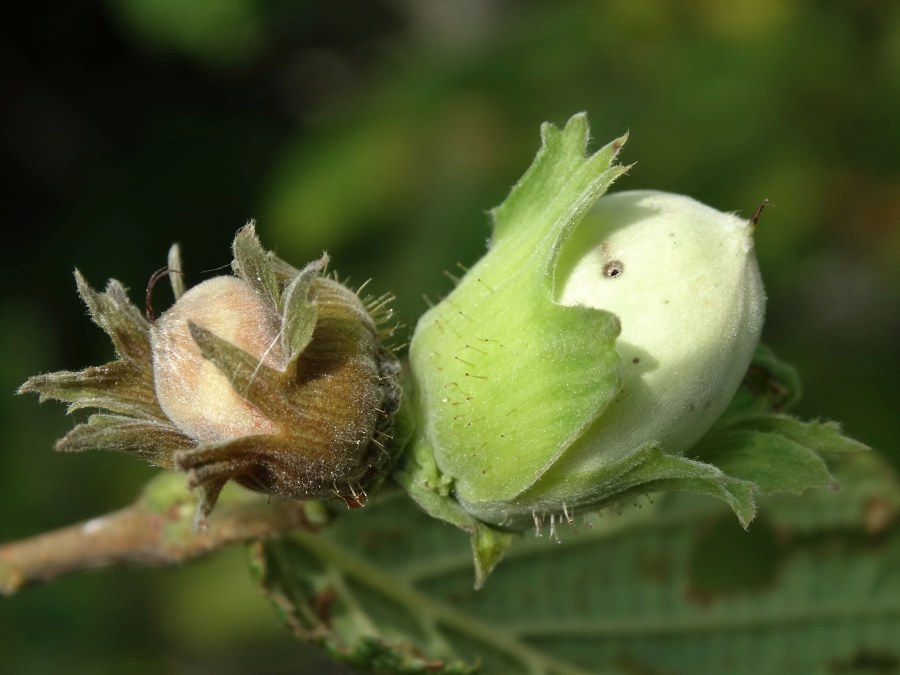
829,649,899,673
615,653,677,675
864,496,896,535
637,554,672,583
313,587,337,627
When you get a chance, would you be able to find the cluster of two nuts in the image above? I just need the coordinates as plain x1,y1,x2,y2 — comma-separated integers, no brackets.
22,115,766,551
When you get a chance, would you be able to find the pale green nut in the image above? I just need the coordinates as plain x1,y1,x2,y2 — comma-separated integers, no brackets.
406,114,765,531
536,190,765,516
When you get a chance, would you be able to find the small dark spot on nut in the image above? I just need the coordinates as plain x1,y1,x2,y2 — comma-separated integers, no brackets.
632,357,640,364
603,260,625,279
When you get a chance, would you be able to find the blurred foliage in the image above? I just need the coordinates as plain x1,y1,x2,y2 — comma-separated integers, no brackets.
0,0,897,673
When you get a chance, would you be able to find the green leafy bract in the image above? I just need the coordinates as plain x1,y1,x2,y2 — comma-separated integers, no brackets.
410,114,627,509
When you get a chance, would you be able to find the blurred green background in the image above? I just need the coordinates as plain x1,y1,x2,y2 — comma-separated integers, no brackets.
1,1,898,672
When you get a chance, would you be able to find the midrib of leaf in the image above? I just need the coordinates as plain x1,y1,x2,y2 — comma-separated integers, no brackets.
291,530,603,675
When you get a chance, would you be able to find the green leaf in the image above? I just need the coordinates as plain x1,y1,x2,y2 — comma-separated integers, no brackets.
692,428,834,494
764,452,899,534
254,453,900,675
695,410,868,498
727,415,870,456
691,346,867,504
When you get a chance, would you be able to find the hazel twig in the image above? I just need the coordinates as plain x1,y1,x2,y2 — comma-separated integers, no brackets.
0,474,328,597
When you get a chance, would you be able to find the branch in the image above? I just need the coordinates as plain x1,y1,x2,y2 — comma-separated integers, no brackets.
0,473,329,597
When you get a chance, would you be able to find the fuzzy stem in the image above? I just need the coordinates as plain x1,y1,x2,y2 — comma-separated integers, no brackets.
0,475,327,597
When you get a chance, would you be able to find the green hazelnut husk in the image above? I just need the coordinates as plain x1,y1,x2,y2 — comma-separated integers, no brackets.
397,114,862,587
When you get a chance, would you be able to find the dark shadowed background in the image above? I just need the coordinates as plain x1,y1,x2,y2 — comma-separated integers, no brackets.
1,1,898,672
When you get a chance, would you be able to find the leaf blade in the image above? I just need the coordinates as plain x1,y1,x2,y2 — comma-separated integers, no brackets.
255,454,900,675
